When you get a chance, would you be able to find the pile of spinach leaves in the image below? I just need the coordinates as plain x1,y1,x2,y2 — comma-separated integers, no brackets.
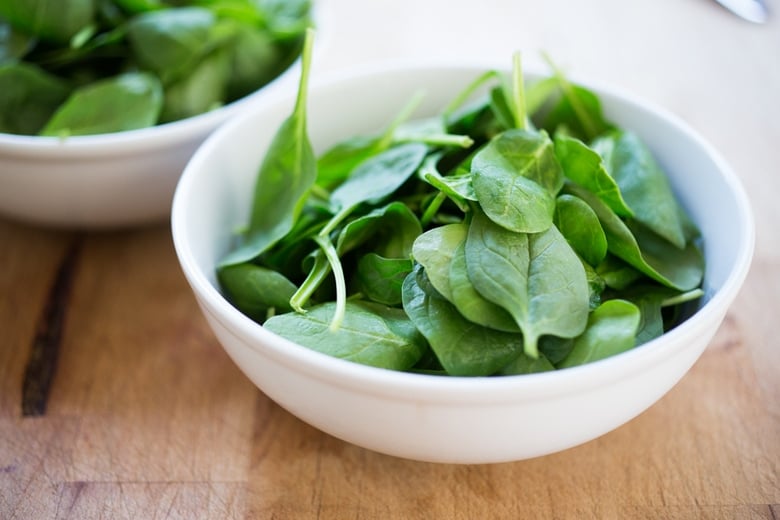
0,0,311,136
219,32,705,377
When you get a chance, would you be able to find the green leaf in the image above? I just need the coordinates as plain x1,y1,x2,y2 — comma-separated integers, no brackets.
356,254,413,306
564,182,704,291
159,46,229,122
554,134,632,217
0,20,36,62
448,241,521,333
218,263,297,321
402,266,523,376
411,222,468,302
0,62,70,135
264,300,427,371
557,299,641,368
220,28,316,267
336,202,421,258
127,6,215,84
0,0,96,45
592,131,689,249
224,22,282,101
330,142,429,212
39,72,163,136
418,152,477,210
465,208,590,358
554,193,608,267
471,128,563,233
498,352,555,375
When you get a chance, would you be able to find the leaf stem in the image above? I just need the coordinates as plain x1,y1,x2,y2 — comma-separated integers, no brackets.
395,133,474,148
512,52,527,130
661,288,704,307
294,27,315,117
442,70,501,120
421,192,448,227
313,235,347,331
289,252,330,313
318,205,353,238
542,51,598,140
379,90,426,148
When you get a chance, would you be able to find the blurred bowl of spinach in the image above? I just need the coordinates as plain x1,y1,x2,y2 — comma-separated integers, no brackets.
171,57,754,463
0,0,317,228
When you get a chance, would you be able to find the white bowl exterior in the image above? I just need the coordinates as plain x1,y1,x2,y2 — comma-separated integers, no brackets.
0,0,334,229
172,64,754,463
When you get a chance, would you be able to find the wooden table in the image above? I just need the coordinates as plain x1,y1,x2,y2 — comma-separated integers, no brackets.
1,0,778,517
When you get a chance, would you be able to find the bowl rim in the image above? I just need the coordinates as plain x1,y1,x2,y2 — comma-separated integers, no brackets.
172,60,756,403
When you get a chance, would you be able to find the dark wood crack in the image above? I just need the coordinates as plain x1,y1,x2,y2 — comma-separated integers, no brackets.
21,237,81,417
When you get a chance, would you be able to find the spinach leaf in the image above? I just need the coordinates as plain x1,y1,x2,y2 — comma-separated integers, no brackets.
592,131,688,248
554,193,608,267
564,182,704,291
218,263,297,321
126,7,216,85
596,254,644,290
448,241,521,333
325,142,428,234
0,20,36,62
356,254,413,306
402,266,523,376
554,134,632,217
224,22,282,101
535,55,612,141
471,128,563,233
411,222,468,302
264,300,427,371
316,92,423,190
0,62,70,135
336,202,421,259
498,352,555,375
39,72,163,136
418,152,477,211
557,299,641,368
159,46,229,123
289,202,421,314
0,0,96,45
465,208,590,358
219,28,316,267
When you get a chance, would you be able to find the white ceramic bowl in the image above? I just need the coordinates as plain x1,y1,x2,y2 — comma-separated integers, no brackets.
171,63,754,464
0,6,331,230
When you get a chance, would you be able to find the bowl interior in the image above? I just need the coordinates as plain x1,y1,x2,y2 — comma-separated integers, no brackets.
173,63,754,383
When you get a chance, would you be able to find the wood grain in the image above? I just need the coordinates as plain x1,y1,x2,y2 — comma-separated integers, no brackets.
1,0,778,517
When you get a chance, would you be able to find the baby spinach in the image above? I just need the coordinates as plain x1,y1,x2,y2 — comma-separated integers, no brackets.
264,301,427,371
465,208,590,358
0,63,70,135
219,27,315,267
554,193,608,267
471,129,564,233
40,72,163,136
0,0,311,136
218,48,706,377
592,131,688,248
557,299,641,368
356,254,413,306
402,266,523,376
554,134,632,217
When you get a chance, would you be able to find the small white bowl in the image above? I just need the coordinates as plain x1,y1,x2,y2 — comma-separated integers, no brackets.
171,62,754,464
0,4,332,230
0,72,301,229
